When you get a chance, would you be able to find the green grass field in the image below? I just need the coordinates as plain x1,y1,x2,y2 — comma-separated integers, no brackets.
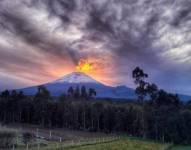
2,125,190,150
170,146,191,150
15,137,191,150
58,138,170,150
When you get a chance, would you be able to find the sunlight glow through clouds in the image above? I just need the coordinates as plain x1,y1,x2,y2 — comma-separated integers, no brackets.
0,0,191,94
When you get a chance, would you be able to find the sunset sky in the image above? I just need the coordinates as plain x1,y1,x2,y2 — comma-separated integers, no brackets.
0,0,191,95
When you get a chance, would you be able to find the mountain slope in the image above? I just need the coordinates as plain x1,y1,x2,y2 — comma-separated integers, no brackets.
53,72,100,84
19,72,191,101
20,72,136,99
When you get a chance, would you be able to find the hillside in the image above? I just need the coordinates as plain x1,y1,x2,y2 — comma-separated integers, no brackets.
20,72,136,99
19,72,191,101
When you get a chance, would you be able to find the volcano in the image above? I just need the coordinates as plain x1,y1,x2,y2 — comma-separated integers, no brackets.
19,72,191,101
20,72,136,99
53,72,100,84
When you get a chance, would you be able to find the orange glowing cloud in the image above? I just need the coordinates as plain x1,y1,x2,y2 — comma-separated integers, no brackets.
76,59,93,73
73,56,116,86
38,53,117,87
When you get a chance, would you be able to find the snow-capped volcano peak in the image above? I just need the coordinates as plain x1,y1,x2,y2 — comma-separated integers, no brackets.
53,72,100,84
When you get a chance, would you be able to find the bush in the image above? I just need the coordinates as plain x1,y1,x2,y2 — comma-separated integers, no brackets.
22,132,34,145
0,127,16,148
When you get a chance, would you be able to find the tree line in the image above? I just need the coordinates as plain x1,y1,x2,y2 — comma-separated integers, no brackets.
0,67,190,144
67,86,96,100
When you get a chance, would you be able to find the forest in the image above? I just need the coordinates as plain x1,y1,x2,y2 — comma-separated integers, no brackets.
0,67,191,145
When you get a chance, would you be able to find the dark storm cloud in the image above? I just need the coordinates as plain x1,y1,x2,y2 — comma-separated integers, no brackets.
30,0,76,25
0,0,190,94
82,0,160,65
79,0,191,94
170,1,191,27
0,10,80,64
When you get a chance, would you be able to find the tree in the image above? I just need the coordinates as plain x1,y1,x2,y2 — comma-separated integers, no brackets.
59,93,67,102
22,132,33,145
10,90,17,99
74,86,80,99
153,90,180,107
0,129,16,148
181,110,191,144
88,88,96,98
132,67,148,103
67,87,74,97
33,86,52,126
17,91,25,99
147,83,158,101
35,86,51,101
81,86,88,99
92,102,104,131
1,90,10,99
132,67,149,139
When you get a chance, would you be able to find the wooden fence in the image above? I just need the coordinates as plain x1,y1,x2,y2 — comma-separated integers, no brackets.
11,129,121,150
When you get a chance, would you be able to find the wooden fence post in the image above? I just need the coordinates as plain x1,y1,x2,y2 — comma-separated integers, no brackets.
16,134,19,146
36,128,39,137
38,143,40,150
49,130,52,139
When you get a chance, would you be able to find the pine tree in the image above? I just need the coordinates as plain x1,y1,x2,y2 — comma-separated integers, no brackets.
74,86,80,99
88,88,96,98
67,87,74,97
81,86,88,99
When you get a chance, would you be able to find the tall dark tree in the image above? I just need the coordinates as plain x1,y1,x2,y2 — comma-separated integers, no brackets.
132,67,149,138
92,102,104,131
10,90,17,99
88,88,96,98
17,91,25,99
132,67,148,103
74,86,80,99
33,86,52,126
35,86,51,101
81,86,88,99
59,93,67,102
147,83,158,101
1,90,10,99
67,86,74,97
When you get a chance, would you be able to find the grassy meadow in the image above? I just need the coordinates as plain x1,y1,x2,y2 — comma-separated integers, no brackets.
0,124,190,150
63,139,169,150
37,138,171,150
170,146,191,150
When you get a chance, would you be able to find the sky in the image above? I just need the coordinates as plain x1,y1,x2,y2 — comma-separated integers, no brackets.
0,0,191,95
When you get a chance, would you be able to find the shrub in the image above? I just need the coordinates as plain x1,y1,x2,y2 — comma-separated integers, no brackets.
0,127,17,148
22,132,34,145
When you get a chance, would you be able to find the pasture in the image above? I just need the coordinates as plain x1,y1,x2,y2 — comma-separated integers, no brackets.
0,124,190,150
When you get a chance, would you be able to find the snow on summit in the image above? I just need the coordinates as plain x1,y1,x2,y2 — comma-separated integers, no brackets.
53,72,100,84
